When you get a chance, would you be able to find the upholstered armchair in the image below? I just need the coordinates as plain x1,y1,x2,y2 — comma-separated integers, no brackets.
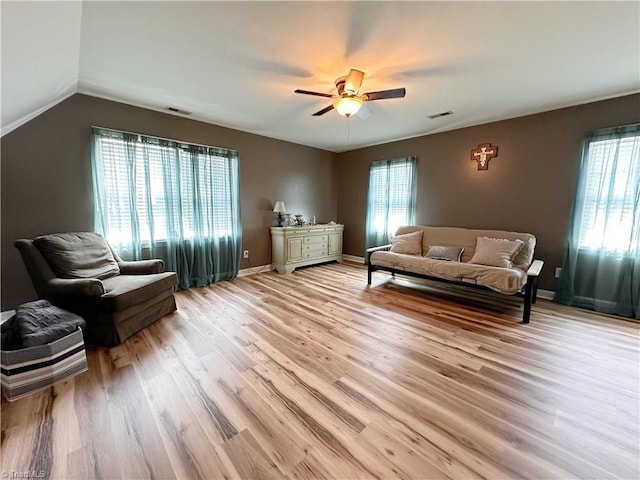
15,232,177,347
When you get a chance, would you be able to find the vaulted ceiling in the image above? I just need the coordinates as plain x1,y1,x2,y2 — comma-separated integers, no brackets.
2,1,639,152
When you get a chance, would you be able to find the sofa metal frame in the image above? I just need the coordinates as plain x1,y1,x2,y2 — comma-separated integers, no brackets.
366,244,544,323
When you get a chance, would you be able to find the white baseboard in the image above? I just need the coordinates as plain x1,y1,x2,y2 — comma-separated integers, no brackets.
238,264,271,277
342,254,365,264
537,289,555,300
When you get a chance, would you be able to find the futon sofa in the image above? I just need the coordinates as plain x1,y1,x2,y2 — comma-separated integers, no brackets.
366,226,544,322
15,232,177,347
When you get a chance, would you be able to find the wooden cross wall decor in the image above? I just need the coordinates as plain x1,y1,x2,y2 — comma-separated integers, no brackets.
471,143,498,170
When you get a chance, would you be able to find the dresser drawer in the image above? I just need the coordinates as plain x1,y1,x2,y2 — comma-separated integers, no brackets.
304,235,327,245
304,249,328,260
304,243,327,254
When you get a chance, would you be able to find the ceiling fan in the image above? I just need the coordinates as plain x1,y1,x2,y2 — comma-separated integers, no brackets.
294,69,406,117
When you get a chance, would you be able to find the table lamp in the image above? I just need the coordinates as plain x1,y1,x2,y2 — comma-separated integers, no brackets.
273,201,287,227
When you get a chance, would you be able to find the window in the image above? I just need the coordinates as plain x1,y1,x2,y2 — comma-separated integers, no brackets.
92,127,242,289
365,156,417,248
577,130,640,253
555,124,640,319
92,128,239,245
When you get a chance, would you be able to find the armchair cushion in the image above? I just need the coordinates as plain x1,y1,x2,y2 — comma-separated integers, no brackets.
100,272,177,312
34,232,120,279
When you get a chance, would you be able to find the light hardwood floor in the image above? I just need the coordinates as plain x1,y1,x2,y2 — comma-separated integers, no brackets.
2,262,639,479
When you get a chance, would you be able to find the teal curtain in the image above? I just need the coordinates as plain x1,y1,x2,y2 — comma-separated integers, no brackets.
555,124,640,319
365,156,417,248
91,127,242,289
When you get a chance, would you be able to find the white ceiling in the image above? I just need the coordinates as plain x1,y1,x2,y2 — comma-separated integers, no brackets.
2,1,639,152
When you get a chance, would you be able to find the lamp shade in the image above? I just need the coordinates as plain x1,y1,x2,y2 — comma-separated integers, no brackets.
273,201,287,213
333,96,363,117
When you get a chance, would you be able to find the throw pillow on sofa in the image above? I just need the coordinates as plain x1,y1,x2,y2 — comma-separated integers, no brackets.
469,237,524,268
425,245,464,262
390,230,423,255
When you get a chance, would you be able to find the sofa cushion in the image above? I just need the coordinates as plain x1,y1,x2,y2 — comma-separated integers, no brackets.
425,245,464,262
390,230,423,255
99,272,177,312
34,232,120,279
370,251,526,294
468,237,525,268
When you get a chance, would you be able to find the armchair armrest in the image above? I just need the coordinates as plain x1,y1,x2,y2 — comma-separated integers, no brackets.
526,259,544,277
365,244,392,264
117,259,164,275
47,278,105,297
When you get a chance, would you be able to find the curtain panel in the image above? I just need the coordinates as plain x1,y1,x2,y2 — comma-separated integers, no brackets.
554,124,640,319
91,127,242,290
365,156,417,249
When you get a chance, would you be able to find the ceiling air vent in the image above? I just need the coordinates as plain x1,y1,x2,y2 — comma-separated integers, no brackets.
427,111,453,119
165,106,192,115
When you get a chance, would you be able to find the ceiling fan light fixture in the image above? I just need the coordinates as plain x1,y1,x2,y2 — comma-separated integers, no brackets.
333,96,363,117
295,69,405,117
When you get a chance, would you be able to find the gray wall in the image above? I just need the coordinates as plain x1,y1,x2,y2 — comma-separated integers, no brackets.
335,93,640,291
1,94,336,309
3,93,638,308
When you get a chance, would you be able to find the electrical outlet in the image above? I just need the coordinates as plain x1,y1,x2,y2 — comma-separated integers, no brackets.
555,267,562,278
243,250,249,259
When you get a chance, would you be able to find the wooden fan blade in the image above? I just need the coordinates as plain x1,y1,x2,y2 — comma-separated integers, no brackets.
363,88,406,101
345,69,365,94
312,105,335,116
294,89,334,98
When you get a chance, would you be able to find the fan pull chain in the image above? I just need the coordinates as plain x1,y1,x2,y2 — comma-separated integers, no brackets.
347,116,350,146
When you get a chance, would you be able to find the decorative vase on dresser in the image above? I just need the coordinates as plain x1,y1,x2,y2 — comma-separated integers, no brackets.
270,224,344,274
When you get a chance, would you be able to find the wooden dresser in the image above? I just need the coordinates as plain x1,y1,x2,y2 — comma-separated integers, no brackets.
270,224,343,274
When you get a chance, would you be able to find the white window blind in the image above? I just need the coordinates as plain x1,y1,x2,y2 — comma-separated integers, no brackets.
94,130,239,245
366,157,417,247
578,133,640,252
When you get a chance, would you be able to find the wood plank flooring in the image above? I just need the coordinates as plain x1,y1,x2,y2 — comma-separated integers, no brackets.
2,262,639,479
